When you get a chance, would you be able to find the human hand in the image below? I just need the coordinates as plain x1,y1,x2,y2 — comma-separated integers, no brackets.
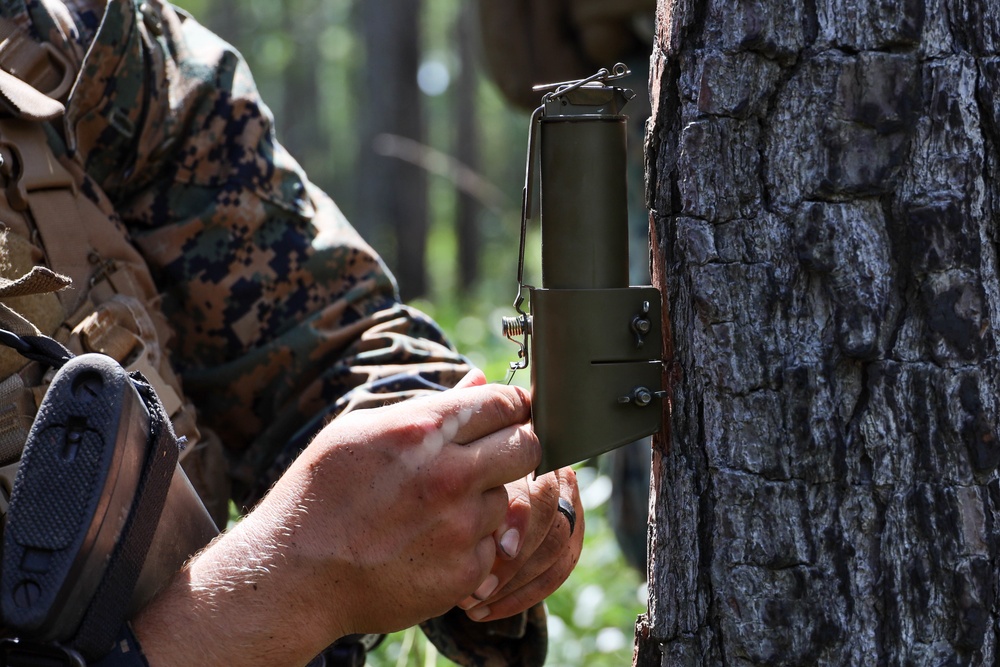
447,373,585,623
276,369,541,636
133,370,540,666
461,468,584,622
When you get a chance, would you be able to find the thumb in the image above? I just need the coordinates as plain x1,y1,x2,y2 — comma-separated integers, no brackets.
453,368,488,390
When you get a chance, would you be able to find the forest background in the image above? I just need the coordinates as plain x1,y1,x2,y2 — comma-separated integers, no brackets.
171,0,652,664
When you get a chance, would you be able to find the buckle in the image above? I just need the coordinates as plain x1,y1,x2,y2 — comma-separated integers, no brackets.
0,119,75,211
36,44,73,103
0,638,85,667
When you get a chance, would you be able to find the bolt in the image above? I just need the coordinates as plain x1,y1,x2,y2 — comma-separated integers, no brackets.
634,387,653,407
632,316,651,335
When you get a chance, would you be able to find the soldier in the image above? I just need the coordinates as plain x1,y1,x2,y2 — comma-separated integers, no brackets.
0,1,582,665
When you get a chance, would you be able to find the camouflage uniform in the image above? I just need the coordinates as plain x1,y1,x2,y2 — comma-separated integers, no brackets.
0,0,545,664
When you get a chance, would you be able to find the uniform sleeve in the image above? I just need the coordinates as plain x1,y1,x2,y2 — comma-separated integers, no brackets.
103,4,469,502
89,3,545,665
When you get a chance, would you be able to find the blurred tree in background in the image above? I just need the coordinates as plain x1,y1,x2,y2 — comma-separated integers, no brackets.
356,0,427,299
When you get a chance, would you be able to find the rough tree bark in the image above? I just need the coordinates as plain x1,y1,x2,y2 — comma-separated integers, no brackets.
639,0,1000,665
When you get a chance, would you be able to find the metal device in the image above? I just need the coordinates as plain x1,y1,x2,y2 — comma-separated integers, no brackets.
502,64,665,474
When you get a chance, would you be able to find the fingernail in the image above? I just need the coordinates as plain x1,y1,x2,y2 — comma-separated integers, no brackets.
473,574,499,601
458,596,478,610
499,529,521,558
467,605,491,622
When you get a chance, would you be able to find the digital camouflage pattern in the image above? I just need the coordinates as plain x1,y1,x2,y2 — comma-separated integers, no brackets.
2,0,546,664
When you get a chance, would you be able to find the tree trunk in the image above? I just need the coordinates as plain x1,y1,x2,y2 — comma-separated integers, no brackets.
454,4,481,295
357,0,429,301
278,0,327,192
203,0,245,49
640,0,1000,665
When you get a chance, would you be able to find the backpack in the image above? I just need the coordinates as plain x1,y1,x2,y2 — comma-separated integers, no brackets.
0,14,224,523
0,15,223,661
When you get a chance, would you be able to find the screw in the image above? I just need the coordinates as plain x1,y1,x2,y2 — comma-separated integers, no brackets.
71,370,104,401
13,580,40,608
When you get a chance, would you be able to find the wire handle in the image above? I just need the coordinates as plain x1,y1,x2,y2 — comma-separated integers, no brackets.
531,62,631,97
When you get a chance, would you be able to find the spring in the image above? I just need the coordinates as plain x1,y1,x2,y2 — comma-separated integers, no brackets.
501,314,531,339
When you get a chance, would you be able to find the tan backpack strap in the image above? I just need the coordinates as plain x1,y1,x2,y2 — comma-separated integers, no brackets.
0,302,38,339
0,68,64,121
0,15,73,102
0,264,71,300
0,265,71,337
0,119,93,312
0,265,72,465
0,373,33,465
0,19,66,122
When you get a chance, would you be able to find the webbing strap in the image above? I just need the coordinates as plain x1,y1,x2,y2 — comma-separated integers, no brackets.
0,119,93,313
0,374,32,464
0,265,71,301
0,303,40,339
0,266,70,340
25,189,91,313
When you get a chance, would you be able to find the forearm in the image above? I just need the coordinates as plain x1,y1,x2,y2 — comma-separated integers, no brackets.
132,484,345,667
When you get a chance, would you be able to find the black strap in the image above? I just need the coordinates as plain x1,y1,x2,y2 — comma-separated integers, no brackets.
87,625,148,667
0,638,84,666
310,642,364,667
0,329,72,369
68,376,177,659
0,623,151,666
309,634,384,667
